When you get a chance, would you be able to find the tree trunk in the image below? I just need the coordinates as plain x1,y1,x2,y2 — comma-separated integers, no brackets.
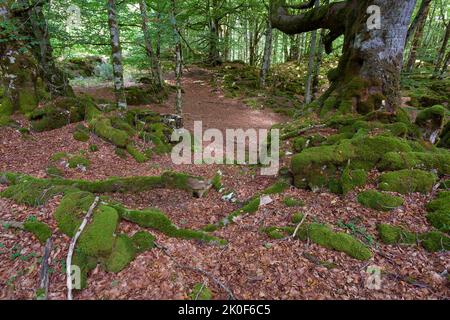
304,0,320,105
171,0,183,116
405,0,432,72
0,1,40,116
312,29,326,97
434,22,450,75
207,0,222,66
271,0,417,114
107,0,127,109
139,0,163,87
260,17,273,88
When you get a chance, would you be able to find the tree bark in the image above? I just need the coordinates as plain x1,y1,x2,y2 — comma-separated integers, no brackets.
434,22,450,75
304,0,320,105
260,17,273,88
405,0,432,72
171,0,183,116
107,0,127,110
271,0,417,114
139,0,163,87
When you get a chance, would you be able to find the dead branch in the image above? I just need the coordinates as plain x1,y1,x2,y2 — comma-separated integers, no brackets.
292,211,310,238
66,196,100,300
37,238,53,300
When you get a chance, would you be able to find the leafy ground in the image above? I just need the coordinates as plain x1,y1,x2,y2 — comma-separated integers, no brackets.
0,66,448,300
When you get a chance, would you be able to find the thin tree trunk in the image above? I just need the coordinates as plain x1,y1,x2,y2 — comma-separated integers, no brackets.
171,0,182,116
312,29,325,97
139,0,163,87
434,22,450,75
260,17,273,88
406,0,432,72
438,51,449,79
107,0,127,109
304,0,320,105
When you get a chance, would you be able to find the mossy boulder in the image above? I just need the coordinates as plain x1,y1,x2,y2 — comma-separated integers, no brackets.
78,205,119,257
379,169,437,194
23,218,52,243
377,224,417,245
91,117,130,147
73,125,90,142
418,231,450,252
340,168,367,195
378,151,450,175
104,234,136,273
126,144,148,163
426,191,450,233
68,155,90,169
357,190,403,211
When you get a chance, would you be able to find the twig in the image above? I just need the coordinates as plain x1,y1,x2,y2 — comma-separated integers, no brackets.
66,196,100,301
155,242,236,300
37,238,53,300
292,211,310,238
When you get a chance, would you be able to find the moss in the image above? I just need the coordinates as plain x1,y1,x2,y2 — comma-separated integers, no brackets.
377,224,417,245
68,155,90,169
89,144,99,152
51,152,68,162
71,250,98,290
54,191,96,237
140,122,173,155
291,213,304,224
283,197,304,207
104,234,136,273
341,168,367,195
46,165,64,178
211,172,223,191
73,129,90,142
292,137,306,153
0,115,12,127
357,190,403,211
379,169,437,194
91,118,130,147
426,192,450,233
115,147,128,159
189,283,213,300
379,151,450,175
23,219,52,243
263,181,289,195
122,208,224,244
419,231,450,252
18,90,39,114
415,105,447,128
78,205,119,257
131,231,156,253
324,132,354,145
126,144,148,163
438,122,450,148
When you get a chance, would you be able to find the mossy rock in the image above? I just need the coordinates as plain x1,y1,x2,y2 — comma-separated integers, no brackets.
73,126,90,142
426,192,450,233
126,144,148,163
54,191,96,237
357,190,404,211
415,105,447,128
68,155,90,169
378,169,437,194
46,165,64,178
78,205,119,257
131,231,156,253
340,168,367,195
283,197,304,207
23,218,52,243
377,224,417,245
189,283,213,300
292,137,307,153
104,234,136,273
378,151,450,175
71,250,98,290
91,117,130,147
418,231,450,252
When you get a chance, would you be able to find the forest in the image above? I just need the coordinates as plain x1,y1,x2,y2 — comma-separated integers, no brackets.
0,0,449,301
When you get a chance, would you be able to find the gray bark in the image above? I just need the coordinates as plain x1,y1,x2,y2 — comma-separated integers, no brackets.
260,17,273,88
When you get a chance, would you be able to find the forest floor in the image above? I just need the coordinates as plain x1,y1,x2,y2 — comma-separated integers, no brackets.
0,67,448,300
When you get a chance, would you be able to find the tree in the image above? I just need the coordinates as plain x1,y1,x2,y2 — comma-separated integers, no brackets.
107,0,127,109
434,20,450,76
171,0,183,116
260,15,273,88
271,0,417,114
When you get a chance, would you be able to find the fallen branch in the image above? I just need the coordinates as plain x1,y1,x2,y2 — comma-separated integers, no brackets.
37,238,53,300
292,211,310,238
155,242,236,300
66,196,100,300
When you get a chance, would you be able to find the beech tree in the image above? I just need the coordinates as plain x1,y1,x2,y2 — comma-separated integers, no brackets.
270,0,417,113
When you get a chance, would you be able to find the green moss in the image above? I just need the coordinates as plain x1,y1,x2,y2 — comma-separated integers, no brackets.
291,212,304,224
115,147,128,158
189,283,213,300
50,152,68,162
419,231,450,252
104,234,136,273
211,172,223,191
126,144,148,163
0,115,12,127
46,165,64,178
122,208,224,244
18,90,39,114
379,169,437,194
131,231,156,253
415,105,447,128
23,219,52,243
426,192,450,233
377,224,417,245
68,155,90,169
71,250,98,290
54,191,96,237
89,144,99,152
283,197,304,207
379,151,450,175
357,190,404,211
78,205,119,257
292,137,306,152
91,118,130,147
341,168,367,195
73,130,90,142
263,181,289,195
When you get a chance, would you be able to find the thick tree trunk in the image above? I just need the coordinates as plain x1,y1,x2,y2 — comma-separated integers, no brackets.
0,1,40,116
271,0,417,114
260,18,273,88
107,0,127,110
207,0,222,66
139,0,163,87
405,0,432,72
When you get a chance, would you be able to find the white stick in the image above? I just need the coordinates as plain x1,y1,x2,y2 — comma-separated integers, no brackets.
292,211,310,238
66,196,99,300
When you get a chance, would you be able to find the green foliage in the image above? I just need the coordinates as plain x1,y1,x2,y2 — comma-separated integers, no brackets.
357,190,404,211
379,169,437,194
189,283,213,300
